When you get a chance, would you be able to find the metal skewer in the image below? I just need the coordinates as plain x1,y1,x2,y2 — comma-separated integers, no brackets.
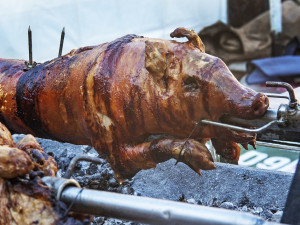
58,27,65,57
28,26,33,66
24,26,37,71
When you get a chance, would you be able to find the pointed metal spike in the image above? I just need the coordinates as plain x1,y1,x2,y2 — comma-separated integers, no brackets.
28,26,32,66
58,27,65,57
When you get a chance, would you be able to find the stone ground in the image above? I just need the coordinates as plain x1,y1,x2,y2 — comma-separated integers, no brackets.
13,134,293,225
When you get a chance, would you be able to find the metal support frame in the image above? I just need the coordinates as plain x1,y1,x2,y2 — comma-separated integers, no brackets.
42,176,282,225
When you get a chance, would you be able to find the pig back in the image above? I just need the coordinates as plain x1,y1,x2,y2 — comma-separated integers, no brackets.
0,34,199,153
0,35,151,147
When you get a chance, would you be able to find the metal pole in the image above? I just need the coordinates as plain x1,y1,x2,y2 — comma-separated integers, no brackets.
269,0,282,35
269,0,282,56
60,185,280,225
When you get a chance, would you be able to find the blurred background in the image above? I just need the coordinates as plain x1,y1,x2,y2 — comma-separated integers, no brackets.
0,0,227,61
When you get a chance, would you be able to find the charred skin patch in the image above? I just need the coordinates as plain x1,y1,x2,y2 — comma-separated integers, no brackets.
123,84,145,132
16,65,49,138
15,55,78,139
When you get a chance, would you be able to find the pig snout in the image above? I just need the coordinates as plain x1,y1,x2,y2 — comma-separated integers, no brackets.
245,92,269,118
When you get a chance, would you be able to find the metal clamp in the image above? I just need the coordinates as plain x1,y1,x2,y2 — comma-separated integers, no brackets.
42,176,80,200
266,81,299,127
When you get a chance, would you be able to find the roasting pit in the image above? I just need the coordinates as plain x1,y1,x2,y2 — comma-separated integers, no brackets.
12,134,293,225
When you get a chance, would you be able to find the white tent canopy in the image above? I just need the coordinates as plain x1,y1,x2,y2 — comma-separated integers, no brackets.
0,0,227,62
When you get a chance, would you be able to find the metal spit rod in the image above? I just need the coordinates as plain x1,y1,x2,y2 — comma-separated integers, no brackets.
200,108,280,134
42,177,282,225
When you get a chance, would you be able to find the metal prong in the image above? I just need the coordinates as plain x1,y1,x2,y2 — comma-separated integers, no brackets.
63,154,104,179
28,26,33,66
58,27,65,57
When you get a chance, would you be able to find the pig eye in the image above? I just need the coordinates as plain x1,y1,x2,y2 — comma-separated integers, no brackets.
183,77,199,92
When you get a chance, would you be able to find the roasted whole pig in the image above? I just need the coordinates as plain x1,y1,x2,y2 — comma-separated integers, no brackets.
0,122,86,225
0,27,269,180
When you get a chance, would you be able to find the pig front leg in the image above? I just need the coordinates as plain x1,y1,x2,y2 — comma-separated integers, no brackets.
211,139,241,164
113,139,216,181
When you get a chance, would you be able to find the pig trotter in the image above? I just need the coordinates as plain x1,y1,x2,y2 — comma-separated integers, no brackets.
114,139,215,181
170,27,205,52
211,139,241,163
177,139,216,175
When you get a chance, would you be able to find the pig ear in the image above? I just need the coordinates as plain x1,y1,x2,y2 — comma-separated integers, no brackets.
145,40,169,82
170,27,205,52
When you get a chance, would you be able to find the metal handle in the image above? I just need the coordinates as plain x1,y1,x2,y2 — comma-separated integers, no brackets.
266,81,298,108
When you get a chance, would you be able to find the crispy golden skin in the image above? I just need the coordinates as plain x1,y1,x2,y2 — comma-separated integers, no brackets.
0,27,268,180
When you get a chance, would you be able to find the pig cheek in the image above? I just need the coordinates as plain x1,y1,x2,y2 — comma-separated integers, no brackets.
182,92,215,126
